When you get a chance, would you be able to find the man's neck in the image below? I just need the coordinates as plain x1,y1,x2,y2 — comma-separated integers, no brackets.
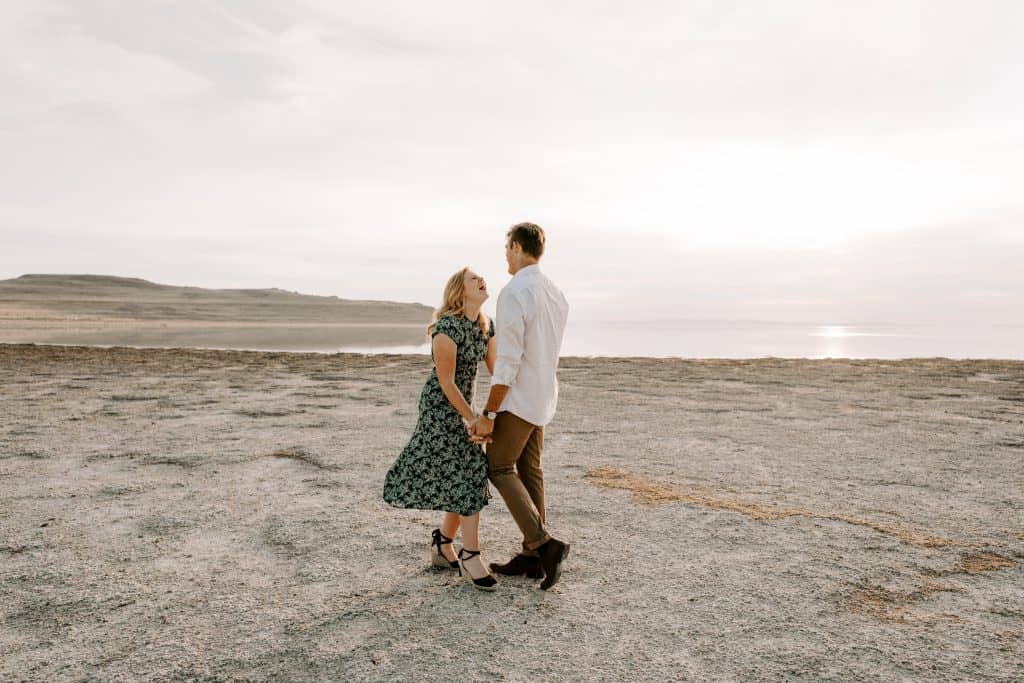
512,259,539,275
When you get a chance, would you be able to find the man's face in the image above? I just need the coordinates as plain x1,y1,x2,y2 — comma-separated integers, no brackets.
505,239,514,274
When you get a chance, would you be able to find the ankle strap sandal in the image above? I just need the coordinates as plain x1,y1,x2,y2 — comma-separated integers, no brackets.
431,529,459,569
457,548,497,591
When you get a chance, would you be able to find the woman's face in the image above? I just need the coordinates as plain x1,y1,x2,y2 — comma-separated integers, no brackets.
463,269,489,304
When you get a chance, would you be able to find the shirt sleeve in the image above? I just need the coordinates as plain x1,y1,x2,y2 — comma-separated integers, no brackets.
431,315,463,345
491,289,525,386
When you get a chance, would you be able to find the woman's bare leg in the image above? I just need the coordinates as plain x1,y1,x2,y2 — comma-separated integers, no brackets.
438,512,460,563
457,512,489,579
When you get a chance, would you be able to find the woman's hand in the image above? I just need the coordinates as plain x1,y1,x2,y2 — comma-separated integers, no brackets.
467,422,492,445
470,415,494,439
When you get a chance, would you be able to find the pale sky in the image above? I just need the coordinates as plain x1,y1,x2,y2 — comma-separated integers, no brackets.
2,1,1022,323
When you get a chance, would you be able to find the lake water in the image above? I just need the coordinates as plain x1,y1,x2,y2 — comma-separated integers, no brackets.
5,319,1020,359
340,320,1024,360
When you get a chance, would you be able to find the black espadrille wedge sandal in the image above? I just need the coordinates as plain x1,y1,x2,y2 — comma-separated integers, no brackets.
457,548,498,591
430,528,459,570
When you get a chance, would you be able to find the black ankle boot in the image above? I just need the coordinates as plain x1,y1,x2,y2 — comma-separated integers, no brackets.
538,538,570,590
489,553,544,578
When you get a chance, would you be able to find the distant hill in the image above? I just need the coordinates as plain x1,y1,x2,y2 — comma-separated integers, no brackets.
0,274,434,324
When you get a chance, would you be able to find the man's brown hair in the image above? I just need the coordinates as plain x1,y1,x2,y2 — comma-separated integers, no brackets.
507,222,545,259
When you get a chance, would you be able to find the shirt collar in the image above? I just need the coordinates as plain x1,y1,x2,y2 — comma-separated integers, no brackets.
514,263,540,279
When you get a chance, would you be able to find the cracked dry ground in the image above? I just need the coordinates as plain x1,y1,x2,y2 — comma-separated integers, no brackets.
1,345,1022,682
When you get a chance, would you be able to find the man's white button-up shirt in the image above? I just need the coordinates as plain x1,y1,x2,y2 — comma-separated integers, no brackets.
490,264,569,427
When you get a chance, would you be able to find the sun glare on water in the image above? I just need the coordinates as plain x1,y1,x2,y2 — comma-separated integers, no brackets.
816,325,852,338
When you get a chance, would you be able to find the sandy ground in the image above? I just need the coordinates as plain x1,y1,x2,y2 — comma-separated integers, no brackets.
1,345,1022,682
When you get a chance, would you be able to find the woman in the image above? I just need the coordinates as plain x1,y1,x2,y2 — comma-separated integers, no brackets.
382,267,498,591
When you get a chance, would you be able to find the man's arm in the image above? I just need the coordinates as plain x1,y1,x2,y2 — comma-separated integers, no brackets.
482,384,509,415
472,290,525,437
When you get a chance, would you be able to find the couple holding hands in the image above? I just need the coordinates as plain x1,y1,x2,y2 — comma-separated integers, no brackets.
383,222,571,591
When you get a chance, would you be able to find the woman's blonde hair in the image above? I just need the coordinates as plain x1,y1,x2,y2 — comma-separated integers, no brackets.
427,266,489,338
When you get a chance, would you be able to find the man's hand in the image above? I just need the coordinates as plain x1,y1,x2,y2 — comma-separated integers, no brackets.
466,417,492,444
470,415,494,441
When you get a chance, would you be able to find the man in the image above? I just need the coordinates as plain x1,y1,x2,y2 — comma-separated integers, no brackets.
471,222,570,590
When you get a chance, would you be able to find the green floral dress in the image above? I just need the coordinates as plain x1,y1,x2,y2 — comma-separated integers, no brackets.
383,315,494,516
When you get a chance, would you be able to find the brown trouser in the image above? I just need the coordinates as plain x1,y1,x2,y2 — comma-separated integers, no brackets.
487,411,550,553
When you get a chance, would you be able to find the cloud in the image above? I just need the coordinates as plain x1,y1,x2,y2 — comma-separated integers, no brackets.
1,7,212,114
565,218,1024,324
1,1,1022,327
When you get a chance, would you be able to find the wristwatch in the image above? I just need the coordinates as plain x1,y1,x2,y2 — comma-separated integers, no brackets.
483,411,497,420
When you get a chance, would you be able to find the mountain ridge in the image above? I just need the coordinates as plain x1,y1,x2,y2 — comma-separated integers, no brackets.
0,274,433,324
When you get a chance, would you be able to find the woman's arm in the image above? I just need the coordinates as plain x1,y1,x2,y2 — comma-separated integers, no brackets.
433,333,475,422
485,335,497,376
473,290,522,437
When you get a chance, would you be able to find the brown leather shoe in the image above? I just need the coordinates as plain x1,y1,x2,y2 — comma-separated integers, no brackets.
538,538,570,590
488,553,544,578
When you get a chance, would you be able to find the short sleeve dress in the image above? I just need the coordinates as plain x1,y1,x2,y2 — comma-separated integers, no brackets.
382,314,494,516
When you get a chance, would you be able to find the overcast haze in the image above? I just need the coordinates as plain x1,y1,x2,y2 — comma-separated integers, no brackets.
2,1,1023,323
